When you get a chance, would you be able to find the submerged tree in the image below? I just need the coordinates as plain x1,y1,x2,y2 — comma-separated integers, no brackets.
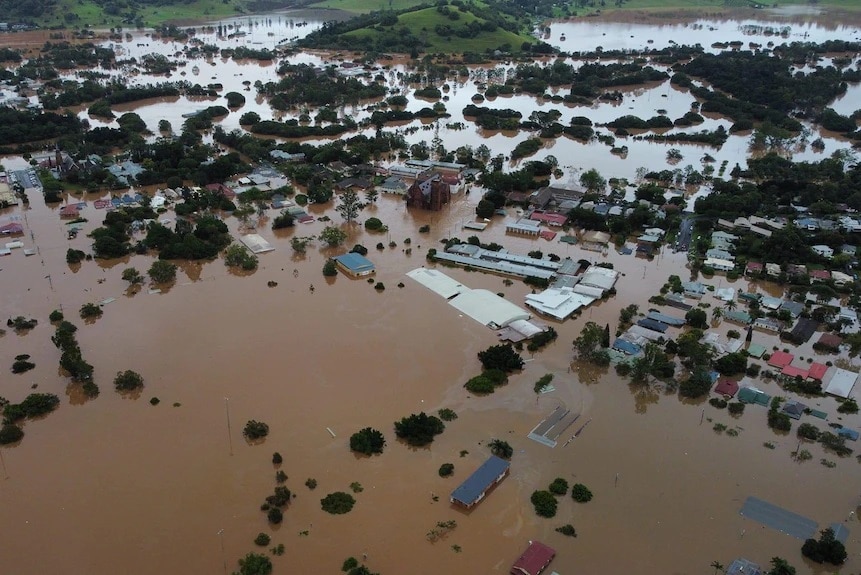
336,190,363,223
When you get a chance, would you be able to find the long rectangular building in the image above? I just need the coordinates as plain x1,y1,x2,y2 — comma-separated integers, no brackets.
450,455,510,508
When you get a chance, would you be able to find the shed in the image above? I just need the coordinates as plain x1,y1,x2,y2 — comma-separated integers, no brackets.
333,253,375,277
767,351,794,369
823,368,858,398
637,318,668,333
816,333,842,351
714,378,739,397
450,455,510,508
510,541,556,575
838,427,859,442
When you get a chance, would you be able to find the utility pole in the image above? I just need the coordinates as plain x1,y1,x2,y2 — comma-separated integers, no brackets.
217,529,227,575
0,448,8,479
224,398,233,456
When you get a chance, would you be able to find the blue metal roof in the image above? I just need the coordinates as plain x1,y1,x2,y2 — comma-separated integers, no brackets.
450,456,510,506
612,338,640,355
637,318,668,333
838,427,859,441
333,252,375,273
646,311,685,326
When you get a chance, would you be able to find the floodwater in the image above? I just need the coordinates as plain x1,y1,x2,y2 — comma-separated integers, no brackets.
1,10,861,575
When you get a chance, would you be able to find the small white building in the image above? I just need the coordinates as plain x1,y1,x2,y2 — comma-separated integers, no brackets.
812,244,834,258
832,271,853,286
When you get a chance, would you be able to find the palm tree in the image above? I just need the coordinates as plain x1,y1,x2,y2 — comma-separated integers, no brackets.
710,561,725,575
724,299,737,311
712,307,723,322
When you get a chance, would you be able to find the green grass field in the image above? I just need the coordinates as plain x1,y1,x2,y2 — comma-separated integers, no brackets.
342,5,532,52
309,0,427,15
583,0,861,13
38,0,243,29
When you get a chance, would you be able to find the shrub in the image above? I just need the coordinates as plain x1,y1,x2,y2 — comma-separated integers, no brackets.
237,552,272,575
276,470,287,483
438,463,454,477
305,478,317,490
79,303,103,319
797,423,821,441
121,267,144,284
548,477,569,496
530,490,557,517
243,420,270,440
66,248,86,264
12,358,35,374
114,370,144,391
709,398,728,409
267,507,283,524
838,398,859,414
727,402,745,416
349,427,386,455
323,260,338,277
272,452,283,465
477,344,524,372
49,310,64,322
489,439,513,459
365,217,384,231
437,408,457,421
555,524,577,537
148,260,177,283
374,282,385,291
254,533,271,546
571,483,593,503
320,491,356,514
394,412,445,446
350,244,368,256
0,424,23,444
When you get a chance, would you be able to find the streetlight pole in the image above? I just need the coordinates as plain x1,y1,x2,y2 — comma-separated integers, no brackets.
224,398,233,456
217,529,227,575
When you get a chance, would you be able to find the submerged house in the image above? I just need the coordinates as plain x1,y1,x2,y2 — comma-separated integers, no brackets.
450,455,510,509
332,253,375,278
510,541,556,575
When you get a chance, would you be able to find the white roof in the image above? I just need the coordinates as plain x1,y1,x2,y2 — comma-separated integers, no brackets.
238,234,274,254
572,284,605,298
824,368,858,398
449,289,530,328
705,257,735,269
625,325,665,341
579,267,619,291
715,287,735,302
525,287,594,320
507,319,544,338
406,268,465,299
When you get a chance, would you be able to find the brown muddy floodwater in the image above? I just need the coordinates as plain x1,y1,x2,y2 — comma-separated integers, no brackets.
1,180,860,575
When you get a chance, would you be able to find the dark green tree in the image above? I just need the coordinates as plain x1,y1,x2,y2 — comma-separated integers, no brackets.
349,427,386,455
393,412,445,446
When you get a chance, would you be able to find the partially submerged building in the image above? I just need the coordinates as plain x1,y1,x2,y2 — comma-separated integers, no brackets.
405,174,450,211
450,455,510,509
510,541,556,575
333,253,375,278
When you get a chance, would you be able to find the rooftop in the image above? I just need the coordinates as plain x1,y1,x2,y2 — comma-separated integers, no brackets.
450,455,510,507
333,252,375,274
510,541,556,575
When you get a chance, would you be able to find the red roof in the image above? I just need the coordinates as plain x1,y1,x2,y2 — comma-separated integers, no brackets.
767,350,794,368
529,211,567,226
540,230,557,241
782,365,808,379
746,262,763,272
0,223,23,234
808,362,828,381
810,269,831,280
511,541,555,575
714,378,739,397
60,205,79,217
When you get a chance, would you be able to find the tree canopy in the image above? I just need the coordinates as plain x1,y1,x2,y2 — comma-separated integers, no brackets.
393,412,445,446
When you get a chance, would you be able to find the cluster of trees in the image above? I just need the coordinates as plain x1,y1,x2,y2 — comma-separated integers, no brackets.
350,427,385,455
261,64,387,109
144,216,231,260
52,320,97,396
393,412,445,446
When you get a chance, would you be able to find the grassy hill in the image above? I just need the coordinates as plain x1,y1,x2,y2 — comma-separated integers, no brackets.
309,0,426,15
343,6,532,53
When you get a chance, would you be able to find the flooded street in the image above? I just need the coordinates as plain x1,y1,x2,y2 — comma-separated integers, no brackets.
1,9,861,575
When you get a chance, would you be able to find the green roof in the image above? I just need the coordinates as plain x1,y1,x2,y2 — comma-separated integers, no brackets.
746,343,766,358
738,388,771,406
